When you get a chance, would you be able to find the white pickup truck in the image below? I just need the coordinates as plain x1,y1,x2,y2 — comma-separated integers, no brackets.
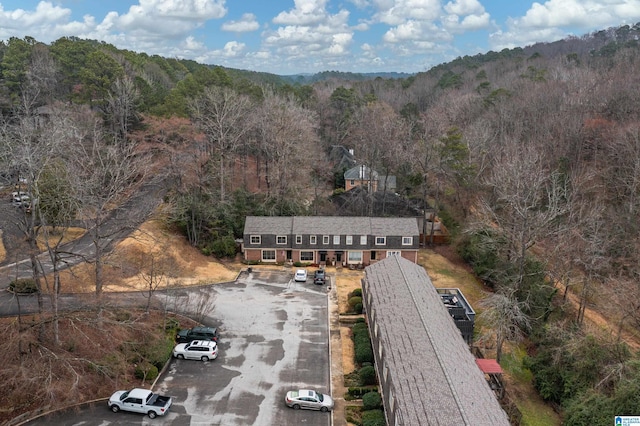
108,388,172,419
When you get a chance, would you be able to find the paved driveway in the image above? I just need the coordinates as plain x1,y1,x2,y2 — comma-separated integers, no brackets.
22,270,333,426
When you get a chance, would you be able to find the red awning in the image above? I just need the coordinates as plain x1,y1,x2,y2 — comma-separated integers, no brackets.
476,359,503,374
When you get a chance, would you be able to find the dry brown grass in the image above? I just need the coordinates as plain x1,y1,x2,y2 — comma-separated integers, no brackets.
53,219,242,293
0,230,5,263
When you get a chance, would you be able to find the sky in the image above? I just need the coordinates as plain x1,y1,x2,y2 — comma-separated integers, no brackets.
0,0,639,75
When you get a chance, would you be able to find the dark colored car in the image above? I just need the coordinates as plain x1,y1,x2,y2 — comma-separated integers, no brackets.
175,326,219,343
313,269,326,285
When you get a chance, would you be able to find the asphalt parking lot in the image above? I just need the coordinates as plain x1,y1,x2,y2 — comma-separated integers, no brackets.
22,270,332,426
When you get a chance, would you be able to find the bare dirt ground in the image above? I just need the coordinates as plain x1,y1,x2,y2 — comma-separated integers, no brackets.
54,219,242,293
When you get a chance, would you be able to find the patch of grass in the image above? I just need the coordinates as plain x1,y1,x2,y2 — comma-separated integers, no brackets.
501,345,561,426
517,398,561,426
501,346,532,383
36,227,86,250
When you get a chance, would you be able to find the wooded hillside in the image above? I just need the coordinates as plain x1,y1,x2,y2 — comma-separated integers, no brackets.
2,23,640,424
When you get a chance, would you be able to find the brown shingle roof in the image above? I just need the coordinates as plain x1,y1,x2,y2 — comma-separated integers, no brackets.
363,256,510,425
244,216,419,236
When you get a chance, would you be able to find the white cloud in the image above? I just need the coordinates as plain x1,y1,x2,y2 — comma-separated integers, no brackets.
489,25,567,51
222,40,245,57
184,35,206,51
383,20,426,43
0,1,76,40
443,0,489,31
273,0,330,26
265,0,354,59
374,0,441,26
444,0,484,16
489,0,640,51
109,0,227,36
221,13,259,33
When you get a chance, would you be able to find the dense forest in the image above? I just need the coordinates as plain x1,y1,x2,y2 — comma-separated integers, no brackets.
2,21,640,424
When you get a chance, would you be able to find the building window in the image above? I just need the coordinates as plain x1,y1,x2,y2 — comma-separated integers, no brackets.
323,235,330,244
296,235,302,244
360,235,367,245
371,251,377,260
387,251,401,257
276,235,287,244
375,236,386,245
346,235,353,245
348,251,362,263
333,235,340,244
262,250,276,261
350,179,355,185
402,236,413,245
300,251,314,261
250,235,261,244
310,235,317,244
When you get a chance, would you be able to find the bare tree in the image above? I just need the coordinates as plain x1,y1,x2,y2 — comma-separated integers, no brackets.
104,76,140,143
479,142,568,292
189,86,254,202
67,109,147,299
479,286,530,362
139,254,167,314
254,90,321,211
1,97,67,338
348,100,408,215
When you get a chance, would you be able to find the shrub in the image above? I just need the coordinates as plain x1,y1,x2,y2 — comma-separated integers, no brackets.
347,386,377,399
165,317,180,332
359,365,377,386
8,278,38,294
349,288,362,298
352,322,368,334
355,344,373,364
362,409,386,426
134,362,158,381
348,296,362,311
352,322,373,364
362,391,382,410
209,235,237,258
354,303,363,314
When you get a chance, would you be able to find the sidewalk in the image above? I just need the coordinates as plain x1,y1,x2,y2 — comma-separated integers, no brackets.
329,277,348,426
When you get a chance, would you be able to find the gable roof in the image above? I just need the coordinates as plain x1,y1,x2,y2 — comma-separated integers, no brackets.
243,216,419,236
344,164,378,180
363,256,510,425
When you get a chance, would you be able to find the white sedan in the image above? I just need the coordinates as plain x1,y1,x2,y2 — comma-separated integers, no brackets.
294,269,307,282
285,389,334,412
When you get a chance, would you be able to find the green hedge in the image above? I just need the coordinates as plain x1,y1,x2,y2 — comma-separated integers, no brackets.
362,409,386,426
349,288,362,298
355,345,373,364
353,322,374,364
348,296,363,308
363,391,382,410
347,386,378,399
359,366,377,386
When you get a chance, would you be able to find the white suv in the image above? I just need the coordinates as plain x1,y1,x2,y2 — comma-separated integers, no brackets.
172,340,218,361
